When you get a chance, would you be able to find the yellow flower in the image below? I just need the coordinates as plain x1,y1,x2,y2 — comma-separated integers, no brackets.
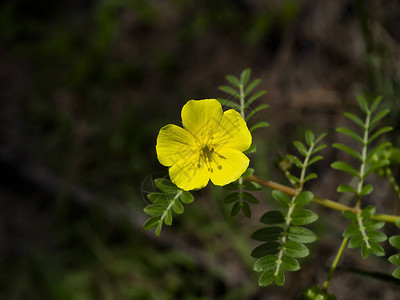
156,99,252,191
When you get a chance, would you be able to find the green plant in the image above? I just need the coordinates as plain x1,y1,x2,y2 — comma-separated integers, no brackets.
144,69,400,297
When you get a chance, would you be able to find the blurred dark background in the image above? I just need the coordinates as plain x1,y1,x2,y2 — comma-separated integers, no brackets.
1,0,400,299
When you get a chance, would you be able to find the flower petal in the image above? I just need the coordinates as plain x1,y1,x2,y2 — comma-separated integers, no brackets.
156,124,197,167
209,148,249,186
169,154,210,191
181,99,223,143
213,109,252,152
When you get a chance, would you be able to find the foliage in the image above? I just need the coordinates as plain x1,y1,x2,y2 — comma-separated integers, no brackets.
251,131,325,286
143,178,194,236
146,68,400,298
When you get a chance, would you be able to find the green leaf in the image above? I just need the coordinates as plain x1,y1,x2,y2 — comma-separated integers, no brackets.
368,126,393,144
331,161,360,178
258,270,275,286
242,192,259,204
361,243,371,259
245,90,267,108
290,209,319,225
393,268,400,279
364,220,385,231
315,132,327,144
241,167,254,179
180,191,194,204
143,216,161,230
294,191,314,208
260,210,285,224
143,205,164,216
304,173,318,183
164,209,173,225
240,68,251,86
357,95,369,113
246,104,269,121
388,254,400,266
287,174,300,184
344,112,365,128
361,205,376,219
155,178,179,194
336,127,363,144
218,85,240,98
226,75,240,88
370,242,385,256
244,78,261,97
241,202,251,218
250,121,269,132
224,192,240,203
172,199,184,214
370,96,382,113
337,184,357,194
275,269,285,286
370,109,389,128
281,255,300,271
272,190,291,207
396,220,400,229
217,98,240,110
286,154,303,169
231,202,241,216
360,184,373,196
343,210,358,221
253,255,278,272
242,180,262,191
223,181,241,190
251,242,281,258
305,131,315,146
364,159,390,178
367,231,387,242
333,143,362,161
343,224,360,237
251,227,284,241
389,236,400,249
283,240,310,258
243,143,257,154
148,193,169,206
348,235,364,248
288,226,318,243
294,141,308,156
307,156,323,167
312,144,327,154
155,222,162,236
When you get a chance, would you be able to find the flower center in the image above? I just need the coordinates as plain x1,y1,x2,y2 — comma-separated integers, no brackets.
198,144,225,172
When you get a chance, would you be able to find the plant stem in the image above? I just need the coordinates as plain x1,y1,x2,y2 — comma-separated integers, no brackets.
239,83,245,118
356,110,371,210
322,237,349,292
386,167,400,199
247,174,400,223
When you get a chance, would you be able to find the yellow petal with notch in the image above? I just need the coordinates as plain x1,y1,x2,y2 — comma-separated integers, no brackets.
209,148,249,186
181,99,223,142
169,154,210,191
213,109,252,152
156,124,197,167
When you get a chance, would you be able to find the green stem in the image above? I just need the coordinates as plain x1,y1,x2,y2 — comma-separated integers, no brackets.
322,237,349,292
247,174,400,223
356,110,371,209
386,167,400,199
239,83,245,118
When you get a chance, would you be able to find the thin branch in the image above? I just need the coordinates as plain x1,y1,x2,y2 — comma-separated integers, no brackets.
247,174,400,223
